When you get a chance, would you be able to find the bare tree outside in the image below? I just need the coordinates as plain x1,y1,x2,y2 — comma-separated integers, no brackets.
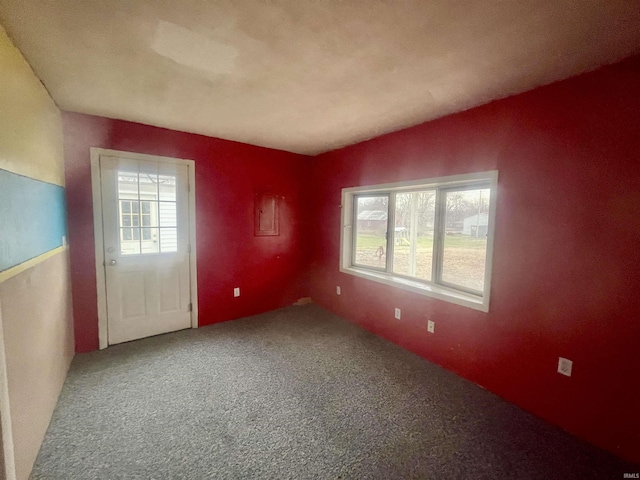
393,191,435,280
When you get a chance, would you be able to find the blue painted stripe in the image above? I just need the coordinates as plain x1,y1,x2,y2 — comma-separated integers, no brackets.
0,169,67,272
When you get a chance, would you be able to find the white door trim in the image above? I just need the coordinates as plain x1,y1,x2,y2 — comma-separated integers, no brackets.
90,148,198,349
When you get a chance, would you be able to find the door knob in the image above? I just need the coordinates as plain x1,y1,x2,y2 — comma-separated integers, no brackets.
108,259,117,266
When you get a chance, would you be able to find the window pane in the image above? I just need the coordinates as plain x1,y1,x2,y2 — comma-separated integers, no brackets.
139,173,157,184
122,215,131,227
160,228,178,253
132,201,139,214
120,229,141,255
392,191,435,281
132,214,140,227
141,228,159,253
442,188,490,292
158,175,176,201
142,214,151,227
141,201,151,214
139,174,159,202
159,202,177,227
121,201,131,214
118,172,138,201
133,228,140,240
354,196,388,268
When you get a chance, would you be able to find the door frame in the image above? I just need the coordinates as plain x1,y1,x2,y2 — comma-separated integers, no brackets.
90,148,198,349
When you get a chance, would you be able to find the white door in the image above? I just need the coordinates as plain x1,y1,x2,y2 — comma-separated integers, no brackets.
100,155,192,344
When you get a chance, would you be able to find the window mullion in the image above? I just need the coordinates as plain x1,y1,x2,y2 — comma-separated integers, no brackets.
385,192,395,273
136,173,142,254
432,188,446,284
351,195,358,267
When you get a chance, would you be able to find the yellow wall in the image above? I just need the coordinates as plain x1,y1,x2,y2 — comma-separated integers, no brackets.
0,25,64,186
0,24,74,480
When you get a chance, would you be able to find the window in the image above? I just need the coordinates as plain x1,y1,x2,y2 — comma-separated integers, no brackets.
119,200,154,241
340,171,497,311
120,200,140,241
117,171,178,255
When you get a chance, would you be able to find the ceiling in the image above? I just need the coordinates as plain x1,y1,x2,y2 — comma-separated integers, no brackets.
1,1,639,155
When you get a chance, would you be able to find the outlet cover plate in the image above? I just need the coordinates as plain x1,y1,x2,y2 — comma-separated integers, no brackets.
558,357,573,377
427,320,435,333
336,286,341,295
394,308,401,320
234,287,240,297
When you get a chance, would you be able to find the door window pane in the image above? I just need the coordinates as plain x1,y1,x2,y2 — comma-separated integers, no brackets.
159,202,177,227
117,171,182,256
158,175,176,201
442,188,490,291
119,199,141,251
160,228,178,253
141,228,159,254
120,228,141,254
139,173,159,200
354,195,388,268
392,191,435,281
118,172,139,200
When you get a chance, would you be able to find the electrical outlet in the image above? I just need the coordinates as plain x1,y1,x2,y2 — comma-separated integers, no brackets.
557,357,573,377
394,308,401,320
427,320,435,333
336,286,341,295
233,287,240,297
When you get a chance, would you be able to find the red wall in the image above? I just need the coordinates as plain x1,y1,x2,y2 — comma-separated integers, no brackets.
63,113,310,353
63,57,639,462
307,58,640,462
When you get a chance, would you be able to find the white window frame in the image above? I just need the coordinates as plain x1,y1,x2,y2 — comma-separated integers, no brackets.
340,171,498,312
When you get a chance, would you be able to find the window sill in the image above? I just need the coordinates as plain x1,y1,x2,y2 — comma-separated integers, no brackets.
340,266,489,312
